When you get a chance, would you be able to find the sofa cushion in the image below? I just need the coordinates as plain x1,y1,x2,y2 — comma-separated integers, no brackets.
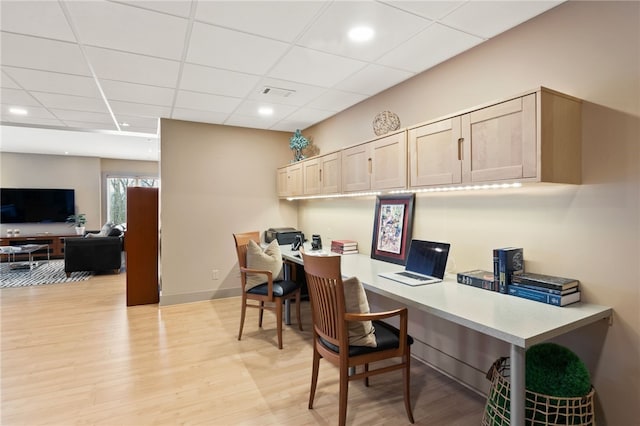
343,276,376,347
245,239,283,290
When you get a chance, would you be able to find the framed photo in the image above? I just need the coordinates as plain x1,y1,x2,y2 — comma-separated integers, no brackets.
370,194,415,265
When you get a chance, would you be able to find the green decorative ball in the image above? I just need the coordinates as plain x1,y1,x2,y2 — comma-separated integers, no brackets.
526,343,591,397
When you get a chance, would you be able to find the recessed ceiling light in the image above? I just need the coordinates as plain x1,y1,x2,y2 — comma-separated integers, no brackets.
258,107,274,116
348,26,374,42
9,107,28,115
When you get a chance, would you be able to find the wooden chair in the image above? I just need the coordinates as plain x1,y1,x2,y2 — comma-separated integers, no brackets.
233,231,302,349
301,251,414,426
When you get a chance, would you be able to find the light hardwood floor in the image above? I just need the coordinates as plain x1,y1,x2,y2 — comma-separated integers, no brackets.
1,272,486,425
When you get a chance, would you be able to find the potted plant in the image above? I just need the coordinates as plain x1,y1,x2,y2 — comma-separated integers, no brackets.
66,214,87,235
289,129,309,162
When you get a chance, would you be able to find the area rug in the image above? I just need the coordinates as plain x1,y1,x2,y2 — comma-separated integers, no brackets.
0,259,93,288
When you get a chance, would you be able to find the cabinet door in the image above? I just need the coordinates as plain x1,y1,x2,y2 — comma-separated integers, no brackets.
371,131,407,190
342,143,371,192
303,158,321,195
277,166,289,197
320,152,341,194
409,117,462,187
287,163,303,196
461,94,536,183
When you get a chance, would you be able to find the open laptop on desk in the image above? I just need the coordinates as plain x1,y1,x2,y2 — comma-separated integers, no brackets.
378,239,450,286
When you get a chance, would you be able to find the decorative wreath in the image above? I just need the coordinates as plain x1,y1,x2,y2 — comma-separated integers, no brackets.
372,111,400,136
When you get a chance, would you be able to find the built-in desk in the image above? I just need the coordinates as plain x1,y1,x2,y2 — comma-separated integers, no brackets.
281,245,612,426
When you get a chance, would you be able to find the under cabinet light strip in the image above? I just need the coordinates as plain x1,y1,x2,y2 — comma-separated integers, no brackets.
286,183,523,201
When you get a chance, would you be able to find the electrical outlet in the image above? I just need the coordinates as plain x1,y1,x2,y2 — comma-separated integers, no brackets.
212,269,219,280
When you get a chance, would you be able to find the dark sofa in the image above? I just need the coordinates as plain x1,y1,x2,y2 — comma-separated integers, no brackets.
64,236,123,277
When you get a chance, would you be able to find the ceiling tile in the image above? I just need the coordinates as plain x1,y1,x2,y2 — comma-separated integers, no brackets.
233,100,297,120
62,120,119,131
2,67,101,98
441,1,562,38
187,22,290,74
296,1,431,62
1,72,21,89
0,1,76,41
84,46,181,87
377,23,483,73
100,79,175,106
51,108,114,124
108,100,172,118
179,63,260,98
119,0,194,18
335,64,414,96
2,104,58,120
65,1,189,60
1,88,42,107
282,107,336,124
194,1,328,42
268,46,367,88
271,119,317,132
382,1,465,20
174,90,242,114
224,113,281,130
171,107,229,125
305,89,367,112
247,78,327,107
31,92,109,114
0,33,91,76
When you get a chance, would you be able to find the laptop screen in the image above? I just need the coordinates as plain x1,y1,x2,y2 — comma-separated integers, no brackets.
405,240,451,279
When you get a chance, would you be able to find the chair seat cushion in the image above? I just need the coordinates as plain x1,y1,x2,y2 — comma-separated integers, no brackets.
319,320,414,357
246,279,299,297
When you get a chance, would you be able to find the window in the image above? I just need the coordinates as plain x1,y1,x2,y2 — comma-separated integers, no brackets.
106,176,159,225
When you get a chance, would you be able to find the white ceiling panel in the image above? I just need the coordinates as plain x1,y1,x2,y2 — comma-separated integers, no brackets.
2,67,101,98
84,46,181,87
0,1,75,42
100,80,176,106
174,90,242,113
269,46,367,88
187,22,290,74
334,64,414,96
194,1,328,42
378,23,483,73
179,63,260,98
0,0,565,160
65,1,189,60
297,1,431,62
0,33,90,76
30,92,109,114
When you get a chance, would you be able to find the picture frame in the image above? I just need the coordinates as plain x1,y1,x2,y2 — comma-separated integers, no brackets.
370,194,415,265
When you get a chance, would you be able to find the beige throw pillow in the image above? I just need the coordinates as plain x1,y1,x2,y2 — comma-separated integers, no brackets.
343,276,377,347
245,239,283,290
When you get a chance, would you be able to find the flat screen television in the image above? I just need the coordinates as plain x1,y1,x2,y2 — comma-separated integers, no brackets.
1,188,75,224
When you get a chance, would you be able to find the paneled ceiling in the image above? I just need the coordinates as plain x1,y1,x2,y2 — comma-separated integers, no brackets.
0,0,562,160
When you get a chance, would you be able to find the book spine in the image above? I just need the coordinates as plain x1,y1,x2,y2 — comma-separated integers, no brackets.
508,286,581,306
492,249,500,292
509,281,575,296
498,248,523,294
498,249,508,294
457,273,493,291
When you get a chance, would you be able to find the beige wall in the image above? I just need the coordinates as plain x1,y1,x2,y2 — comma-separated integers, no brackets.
159,119,297,304
300,2,639,425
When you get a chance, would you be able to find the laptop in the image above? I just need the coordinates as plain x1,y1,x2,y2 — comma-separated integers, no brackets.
378,240,451,286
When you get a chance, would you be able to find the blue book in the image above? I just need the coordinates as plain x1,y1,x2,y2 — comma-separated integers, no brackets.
509,281,578,296
508,285,581,306
496,247,524,294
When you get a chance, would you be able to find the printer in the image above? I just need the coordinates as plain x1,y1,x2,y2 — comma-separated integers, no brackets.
265,227,302,245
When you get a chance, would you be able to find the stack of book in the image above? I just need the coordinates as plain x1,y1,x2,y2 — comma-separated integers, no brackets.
508,272,581,306
330,240,358,255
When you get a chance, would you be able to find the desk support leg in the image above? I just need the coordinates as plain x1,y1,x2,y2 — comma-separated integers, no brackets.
283,262,292,325
510,344,525,426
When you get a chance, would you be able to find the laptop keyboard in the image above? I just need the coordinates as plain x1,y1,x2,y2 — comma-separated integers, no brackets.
398,271,428,280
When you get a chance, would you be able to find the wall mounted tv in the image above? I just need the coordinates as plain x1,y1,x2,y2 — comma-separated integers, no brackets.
1,188,75,224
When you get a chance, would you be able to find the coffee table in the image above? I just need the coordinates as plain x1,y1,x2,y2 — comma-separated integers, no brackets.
0,244,50,272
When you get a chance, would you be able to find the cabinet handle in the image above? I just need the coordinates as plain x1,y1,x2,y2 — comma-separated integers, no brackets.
368,158,372,174
319,169,322,182
457,138,464,161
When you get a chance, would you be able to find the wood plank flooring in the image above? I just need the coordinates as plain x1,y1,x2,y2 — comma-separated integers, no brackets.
1,272,486,425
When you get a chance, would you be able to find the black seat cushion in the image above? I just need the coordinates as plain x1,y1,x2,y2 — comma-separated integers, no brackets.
246,279,300,297
319,320,414,357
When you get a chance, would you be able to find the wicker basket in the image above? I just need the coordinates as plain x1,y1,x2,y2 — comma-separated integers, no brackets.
482,357,596,426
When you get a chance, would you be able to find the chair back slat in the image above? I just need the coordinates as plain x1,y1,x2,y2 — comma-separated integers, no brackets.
233,231,260,269
302,253,345,347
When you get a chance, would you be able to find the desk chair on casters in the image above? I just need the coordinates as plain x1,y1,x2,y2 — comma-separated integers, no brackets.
233,231,302,349
301,252,414,426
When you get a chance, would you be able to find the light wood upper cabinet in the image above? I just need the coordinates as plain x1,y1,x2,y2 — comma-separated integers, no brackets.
409,117,462,187
342,130,407,192
276,162,302,197
409,88,581,189
303,153,341,195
